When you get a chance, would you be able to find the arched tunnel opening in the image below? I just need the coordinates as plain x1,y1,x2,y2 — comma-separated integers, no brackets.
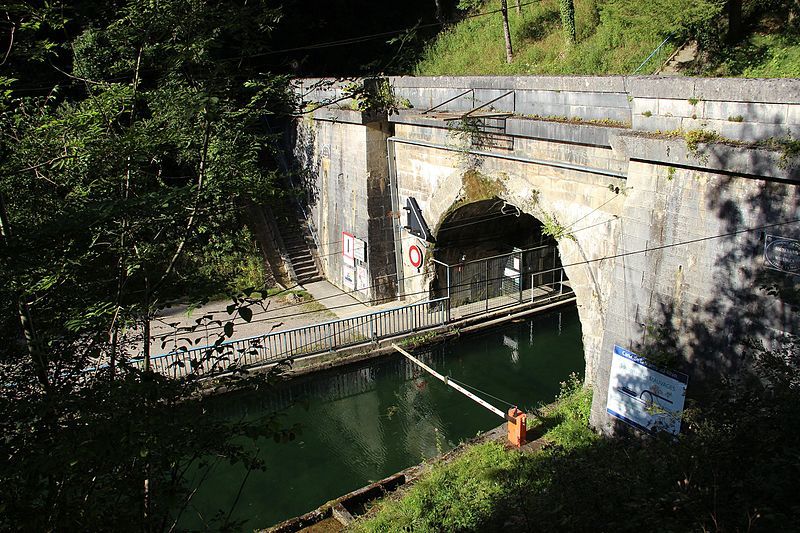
430,198,568,309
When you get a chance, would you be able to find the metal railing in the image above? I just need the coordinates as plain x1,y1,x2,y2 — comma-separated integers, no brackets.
432,246,573,318
96,248,575,381
137,297,450,379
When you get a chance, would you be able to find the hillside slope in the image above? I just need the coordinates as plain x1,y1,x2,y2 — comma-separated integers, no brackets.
414,0,800,77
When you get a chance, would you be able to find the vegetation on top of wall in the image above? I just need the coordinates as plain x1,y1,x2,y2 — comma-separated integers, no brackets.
414,0,800,77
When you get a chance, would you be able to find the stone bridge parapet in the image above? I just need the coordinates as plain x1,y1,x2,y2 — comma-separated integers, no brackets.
289,75,800,435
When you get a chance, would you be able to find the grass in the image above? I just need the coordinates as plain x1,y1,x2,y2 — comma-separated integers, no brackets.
352,375,596,532
350,361,800,532
705,31,800,78
415,0,681,76
414,1,800,78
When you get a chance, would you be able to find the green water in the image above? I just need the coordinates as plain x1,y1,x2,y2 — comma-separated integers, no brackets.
181,308,584,530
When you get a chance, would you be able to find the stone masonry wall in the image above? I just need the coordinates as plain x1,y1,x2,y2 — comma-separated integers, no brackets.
292,109,396,302
292,75,800,436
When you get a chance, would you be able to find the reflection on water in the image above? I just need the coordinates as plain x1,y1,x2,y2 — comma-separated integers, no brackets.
180,308,584,530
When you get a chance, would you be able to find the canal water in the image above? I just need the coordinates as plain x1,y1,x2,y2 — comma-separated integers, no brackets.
180,307,584,530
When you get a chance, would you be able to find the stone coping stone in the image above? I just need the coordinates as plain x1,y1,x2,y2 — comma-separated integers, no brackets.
292,76,800,105
616,131,798,181
308,106,385,125
389,75,628,93
628,76,800,104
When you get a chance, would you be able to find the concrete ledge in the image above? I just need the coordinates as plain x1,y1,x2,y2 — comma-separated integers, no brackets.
506,117,618,147
389,111,452,128
310,106,385,125
389,75,628,93
628,76,800,104
617,131,799,181
389,113,622,148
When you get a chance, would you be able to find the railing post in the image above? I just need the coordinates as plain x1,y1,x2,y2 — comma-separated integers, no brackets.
559,268,564,295
485,260,490,313
530,272,535,303
446,264,451,299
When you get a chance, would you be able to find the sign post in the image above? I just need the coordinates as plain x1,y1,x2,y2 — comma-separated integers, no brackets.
342,232,355,267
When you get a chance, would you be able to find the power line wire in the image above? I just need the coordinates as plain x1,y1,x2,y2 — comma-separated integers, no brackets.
148,217,800,343
219,1,541,59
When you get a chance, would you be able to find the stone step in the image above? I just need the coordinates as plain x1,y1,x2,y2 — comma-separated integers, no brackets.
291,258,316,269
294,265,318,276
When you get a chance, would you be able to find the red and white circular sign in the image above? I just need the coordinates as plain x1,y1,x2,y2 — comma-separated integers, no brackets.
408,244,423,268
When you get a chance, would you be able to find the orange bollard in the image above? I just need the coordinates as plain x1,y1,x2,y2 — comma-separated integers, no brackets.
507,407,527,447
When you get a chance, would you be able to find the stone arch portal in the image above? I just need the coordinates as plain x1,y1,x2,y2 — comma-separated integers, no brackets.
430,198,569,312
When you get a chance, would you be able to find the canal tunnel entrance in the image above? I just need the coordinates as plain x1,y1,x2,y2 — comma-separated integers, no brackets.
431,199,569,314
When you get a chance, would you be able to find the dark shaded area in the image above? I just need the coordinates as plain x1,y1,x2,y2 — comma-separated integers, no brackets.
431,199,566,305
434,198,554,265
268,0,461,76
689,2,800,75
628,144,799,407
517,5,560,43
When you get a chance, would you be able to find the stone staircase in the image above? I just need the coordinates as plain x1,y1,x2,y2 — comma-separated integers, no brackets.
657,41,698,75
274,205,322,286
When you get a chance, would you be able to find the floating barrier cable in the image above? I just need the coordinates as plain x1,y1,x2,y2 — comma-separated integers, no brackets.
392,343,528,447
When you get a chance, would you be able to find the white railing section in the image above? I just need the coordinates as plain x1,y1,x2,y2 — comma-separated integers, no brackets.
139,297,450,379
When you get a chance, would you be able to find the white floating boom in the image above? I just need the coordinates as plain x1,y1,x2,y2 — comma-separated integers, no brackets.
392,343,506,419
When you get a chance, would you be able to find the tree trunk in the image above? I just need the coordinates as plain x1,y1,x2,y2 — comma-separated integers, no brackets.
433,0,443,22
501,0,514,64
560,0,576,45
727,0,742,43
0,192,49,389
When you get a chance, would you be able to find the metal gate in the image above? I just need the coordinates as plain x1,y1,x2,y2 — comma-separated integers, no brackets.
433,245,569,317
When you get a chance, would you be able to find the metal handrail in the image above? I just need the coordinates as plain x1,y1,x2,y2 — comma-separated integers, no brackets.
145,296,450,365
633,32,675,74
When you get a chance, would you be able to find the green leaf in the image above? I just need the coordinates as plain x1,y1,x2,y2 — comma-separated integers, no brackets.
224,322,234,338
239,306,253,322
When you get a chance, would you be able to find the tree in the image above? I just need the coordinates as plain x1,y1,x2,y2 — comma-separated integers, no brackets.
501,0,514,63
560,0,577,45
727,0,742,42
0,1,300,529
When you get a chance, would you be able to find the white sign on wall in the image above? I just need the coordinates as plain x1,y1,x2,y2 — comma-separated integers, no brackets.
764,234,800,274
354,238,367,262
356,265,369,296
606,345,689,435
342,264,355,290
342,232,355,267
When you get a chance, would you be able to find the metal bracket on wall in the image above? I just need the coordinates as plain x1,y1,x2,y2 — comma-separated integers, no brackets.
422,88,474,114
460,90,514,119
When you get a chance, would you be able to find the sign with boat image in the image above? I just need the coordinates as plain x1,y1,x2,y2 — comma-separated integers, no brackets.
606,345,688,435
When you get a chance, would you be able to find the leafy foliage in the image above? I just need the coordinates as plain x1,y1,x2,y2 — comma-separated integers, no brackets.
0,1,301,529
559,0,577,44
